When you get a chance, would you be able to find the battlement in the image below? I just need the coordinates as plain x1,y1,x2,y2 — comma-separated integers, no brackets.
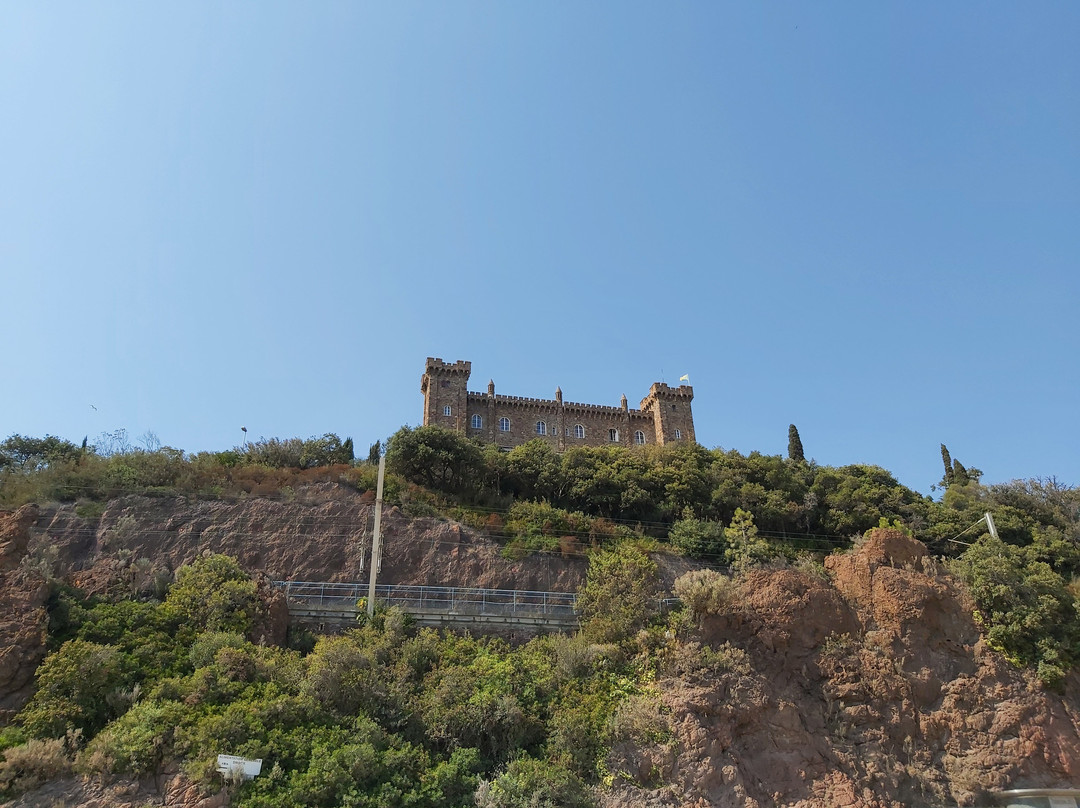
646,382,694,399
425,357,472,376
467,390,643,416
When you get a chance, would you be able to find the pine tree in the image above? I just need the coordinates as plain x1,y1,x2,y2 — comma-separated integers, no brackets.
787,424,805,462
367,440,381,465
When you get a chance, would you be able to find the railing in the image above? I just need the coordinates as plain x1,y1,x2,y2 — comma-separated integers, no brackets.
273,581,578,620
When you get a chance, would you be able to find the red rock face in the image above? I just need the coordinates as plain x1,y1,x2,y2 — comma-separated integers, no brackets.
604,529,1080,808
0,504,50,722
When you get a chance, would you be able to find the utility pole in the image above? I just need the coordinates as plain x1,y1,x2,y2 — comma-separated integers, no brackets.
366,453,386,619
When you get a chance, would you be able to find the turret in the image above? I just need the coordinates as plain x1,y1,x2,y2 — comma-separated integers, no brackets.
420,358,471,431
640,382,695,445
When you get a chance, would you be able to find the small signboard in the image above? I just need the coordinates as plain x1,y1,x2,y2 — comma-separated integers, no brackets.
216,754,263,780
1049,798,1078,808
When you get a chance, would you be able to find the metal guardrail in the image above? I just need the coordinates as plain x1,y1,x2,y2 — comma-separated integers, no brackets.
273,581,578,620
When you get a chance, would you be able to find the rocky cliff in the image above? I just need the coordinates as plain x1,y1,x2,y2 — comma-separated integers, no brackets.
603,529,1080,808
2,489,1079,807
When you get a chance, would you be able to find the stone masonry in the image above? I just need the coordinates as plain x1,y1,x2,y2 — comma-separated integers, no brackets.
420,358,696,451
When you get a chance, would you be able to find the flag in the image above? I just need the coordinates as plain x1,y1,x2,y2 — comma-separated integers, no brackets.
679,374,690,383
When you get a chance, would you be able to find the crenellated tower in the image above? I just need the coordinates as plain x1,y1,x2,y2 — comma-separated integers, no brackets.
640,383,695,445
421,358,471,432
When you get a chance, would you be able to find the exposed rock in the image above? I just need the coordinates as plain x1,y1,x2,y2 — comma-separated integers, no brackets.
35,486,592,592
0,506,50,722
602,529,1080,808
0,771,227,807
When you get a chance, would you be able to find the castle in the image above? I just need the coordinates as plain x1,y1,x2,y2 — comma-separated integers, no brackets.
421,358,696,451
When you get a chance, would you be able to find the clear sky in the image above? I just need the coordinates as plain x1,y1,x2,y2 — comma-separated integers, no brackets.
2,3,1077,494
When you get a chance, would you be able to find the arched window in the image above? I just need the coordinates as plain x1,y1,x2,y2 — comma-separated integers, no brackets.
609,428,619,443
634,431,646,445
499,417,510,432
574,424,585,439
675,428,682,439
443,405,452,417
471,414,483,429
536,421,547,436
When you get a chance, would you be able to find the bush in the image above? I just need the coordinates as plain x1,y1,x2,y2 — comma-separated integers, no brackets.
0,738,71,798
79,700,186,775
20,640,131,739
673,569,738,618
948,536,1080,686
577,546,660,644
475,755,593,808
163,555,258,635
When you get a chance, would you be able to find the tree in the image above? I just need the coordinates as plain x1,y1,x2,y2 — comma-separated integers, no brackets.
577,546,659,643
300,433,354,468
668,516,726,559
367,440,382,465
0,434,83,472
724,508,773,571
385,426,485,498
940,444,954,487
787,424,805,463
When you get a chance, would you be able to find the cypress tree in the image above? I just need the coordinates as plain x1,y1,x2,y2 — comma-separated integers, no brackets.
787,424,805,462
940,444,954,487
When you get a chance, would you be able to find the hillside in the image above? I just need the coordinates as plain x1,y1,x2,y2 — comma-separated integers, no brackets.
1,485,1079,807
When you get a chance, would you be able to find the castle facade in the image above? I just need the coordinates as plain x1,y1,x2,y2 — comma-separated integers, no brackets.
421,358,695,451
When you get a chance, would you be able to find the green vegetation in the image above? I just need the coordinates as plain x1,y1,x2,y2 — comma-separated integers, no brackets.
3,551,691,806
2,425,1080,691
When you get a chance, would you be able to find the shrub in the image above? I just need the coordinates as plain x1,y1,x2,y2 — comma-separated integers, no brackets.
577,546,660,644
78,700,186,775
673,569,738,618
475,755,593,808
608,695,670,745
163,555,258,635
19,640,131,739
0,738,71,798
949,536,1080,686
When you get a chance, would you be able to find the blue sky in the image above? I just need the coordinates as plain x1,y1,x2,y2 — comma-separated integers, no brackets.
2,3,1077,494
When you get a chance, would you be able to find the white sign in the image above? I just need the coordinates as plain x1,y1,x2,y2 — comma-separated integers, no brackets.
1049,798,1078,808
216,754,263,780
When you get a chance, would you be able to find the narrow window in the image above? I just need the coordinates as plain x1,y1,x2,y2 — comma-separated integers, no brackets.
609,428,619,443
471,414,483,429
443,405,452,417
565,427,570,436
635,431,646,445
574,424,585,439
675,428,682,439
499,417,510,432
536,421,547,436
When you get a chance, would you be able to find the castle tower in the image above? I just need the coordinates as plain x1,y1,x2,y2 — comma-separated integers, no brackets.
640,383,695,445
421,358,471,432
